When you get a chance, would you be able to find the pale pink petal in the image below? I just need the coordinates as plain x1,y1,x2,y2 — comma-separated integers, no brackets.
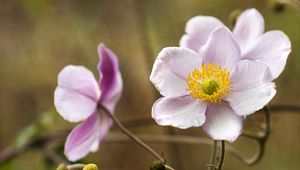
230,60,272,92
228,82,276,116
64,112,113,162
152,96,207,129
54,65,100,122
180,16,224,51
243,31,291,79
54,88,97,122
90,113,113,152
233,8,264,54
200,27,241,71
98,44,123,113
150,47,202,97
203,102,243,142
64,113,100,162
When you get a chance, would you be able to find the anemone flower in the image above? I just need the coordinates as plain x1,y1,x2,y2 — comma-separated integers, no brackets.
180,8,291,79
150,27,277,142
54,44,122,161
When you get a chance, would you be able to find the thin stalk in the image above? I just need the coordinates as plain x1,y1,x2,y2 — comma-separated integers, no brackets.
98,104,166,163
42,146,68,164
217,141,225,170
207,140,218,170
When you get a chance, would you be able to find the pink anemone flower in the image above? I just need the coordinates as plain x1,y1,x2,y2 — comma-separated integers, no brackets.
150,27,280,142
180,8,291,79
54,44,122,161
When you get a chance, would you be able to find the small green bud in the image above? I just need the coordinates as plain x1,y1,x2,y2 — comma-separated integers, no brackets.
150,160,166,170
56,164,67,170
83,163,98,170
229,9,242,26
270,0,286,12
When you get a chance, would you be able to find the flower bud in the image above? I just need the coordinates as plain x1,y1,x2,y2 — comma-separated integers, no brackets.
150,160,166,170
83,163,98,170
56,164,67,170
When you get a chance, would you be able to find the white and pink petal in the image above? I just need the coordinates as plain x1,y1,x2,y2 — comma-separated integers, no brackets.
203,102,243,142
243,31,291,79
180,16,225,51
98,44,123,113
230,60,272,92
200,27,241,71
228,82,276,116
233,8,265,54
64,112,113,162
64,113,101,162
152,96,207,129
150,47,202,98
54,65,100,122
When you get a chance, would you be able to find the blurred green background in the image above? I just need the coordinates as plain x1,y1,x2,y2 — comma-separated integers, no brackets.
0,0,300,169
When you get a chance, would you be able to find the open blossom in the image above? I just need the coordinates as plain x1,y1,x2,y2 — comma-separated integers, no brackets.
54,44,122,161
180,8,291,79
150,9,291,142
150,26,285,142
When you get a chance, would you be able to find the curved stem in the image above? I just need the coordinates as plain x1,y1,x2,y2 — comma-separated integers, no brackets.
240,106,271,165
217,141,225,170
98,104,166,163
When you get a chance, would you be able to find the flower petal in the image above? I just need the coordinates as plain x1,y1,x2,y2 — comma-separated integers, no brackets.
64,113,100,162
200,27,241,71
180,16,224,51
150,47,202,97
230,60,272,92
243,31,291,79
152,95,207,129
64,112,112,162
98,43,123,112
203,102,243,142
228,82,276,116
233,8,264,54
54,65,100,122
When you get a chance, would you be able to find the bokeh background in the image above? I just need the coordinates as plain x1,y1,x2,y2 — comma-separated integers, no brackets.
0,0,300,169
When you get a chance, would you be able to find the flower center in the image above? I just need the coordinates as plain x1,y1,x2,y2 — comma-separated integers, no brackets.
186,64,231,103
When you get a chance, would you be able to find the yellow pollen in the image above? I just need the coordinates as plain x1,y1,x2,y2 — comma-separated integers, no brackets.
186,64,231,103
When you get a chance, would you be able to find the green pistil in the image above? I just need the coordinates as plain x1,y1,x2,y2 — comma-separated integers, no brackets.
201,78,219,95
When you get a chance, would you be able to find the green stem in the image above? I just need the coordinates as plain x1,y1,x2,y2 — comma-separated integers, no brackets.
217,141,225,170
240,106,271,165
207,140,218,170
98,104,166,163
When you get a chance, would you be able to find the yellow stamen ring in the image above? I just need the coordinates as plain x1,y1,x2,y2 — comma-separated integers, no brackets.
186,64,231,103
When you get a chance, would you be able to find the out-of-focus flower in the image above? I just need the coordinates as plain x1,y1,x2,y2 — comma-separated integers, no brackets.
150,27,278,142
180,8,291,80
54,44,122,161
